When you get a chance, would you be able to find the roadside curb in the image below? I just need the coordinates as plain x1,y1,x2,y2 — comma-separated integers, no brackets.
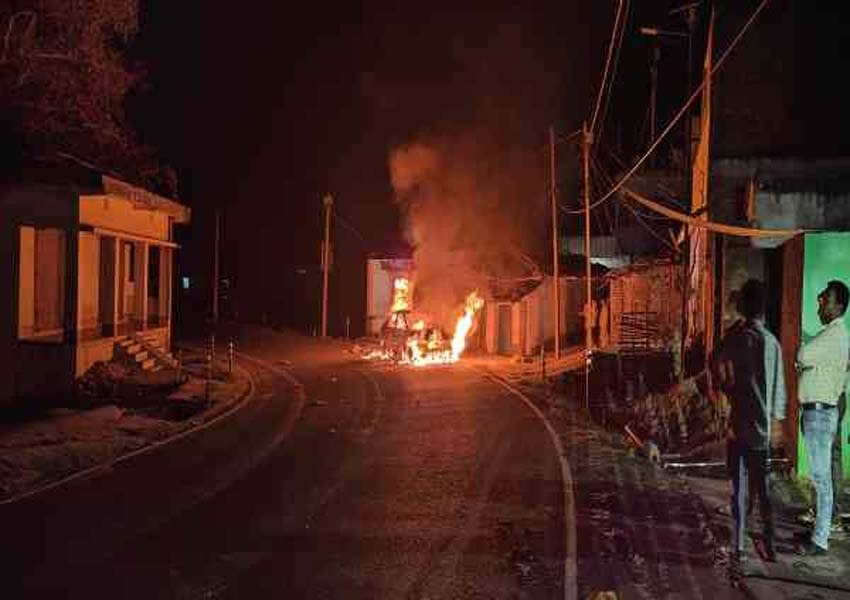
477,367,578,600
0,359,257,507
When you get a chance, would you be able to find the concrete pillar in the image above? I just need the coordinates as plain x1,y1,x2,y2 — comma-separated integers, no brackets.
160,247,173,345
139,242,149,330
18,226,35,338
98,236,118,337
63,227,77,345
32,228,67,339
77,231,99,339
159,247,171,324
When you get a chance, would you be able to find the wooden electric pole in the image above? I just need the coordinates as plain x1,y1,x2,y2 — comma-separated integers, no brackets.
549,125,561,360
212,208,221,325
583,122,593,412
321,194,333,338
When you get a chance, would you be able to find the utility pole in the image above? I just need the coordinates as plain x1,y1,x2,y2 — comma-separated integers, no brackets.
677,2,698,382
640,4,698,382
549,126,561,360
582,122,593,412
649,41,660,158
212,208,221,325
321,194,333,338
211,208,221,370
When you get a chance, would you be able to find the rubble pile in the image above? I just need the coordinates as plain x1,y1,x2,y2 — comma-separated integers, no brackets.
76,360,141,405
626,376,730,457
586,352,731,460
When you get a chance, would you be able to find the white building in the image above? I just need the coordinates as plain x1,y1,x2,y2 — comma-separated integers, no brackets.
1,170,190,404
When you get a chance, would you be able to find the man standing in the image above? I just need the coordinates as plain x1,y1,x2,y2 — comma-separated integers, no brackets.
713,279,787,561
796,280,850,556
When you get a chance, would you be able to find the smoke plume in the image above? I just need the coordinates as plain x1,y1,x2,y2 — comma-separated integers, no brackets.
389,133,545,331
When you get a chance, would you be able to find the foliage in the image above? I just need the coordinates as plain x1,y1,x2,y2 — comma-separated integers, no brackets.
0,1,176,195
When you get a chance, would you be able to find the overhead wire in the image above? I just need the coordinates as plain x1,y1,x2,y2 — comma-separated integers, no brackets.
589,156,615,237
594,0,772,206
606,147,687,211
333,208,369,247
592,156,678,251
559,195,611,216
593,0,630,146
589,0,627,136
559,154,614,214
621,196,680,251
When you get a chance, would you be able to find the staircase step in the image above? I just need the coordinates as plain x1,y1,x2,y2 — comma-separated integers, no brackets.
136,337,165,350
118,339,136,348
141,358,156,371
133,350,149,362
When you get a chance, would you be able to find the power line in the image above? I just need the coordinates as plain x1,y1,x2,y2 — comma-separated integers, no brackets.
590,155,677,250
594,153,677,221
589,157,615,237
332,208,368,247
594,0,630,145
620,196,679,251
590,0,627,136
559,194,610,215
594,0,772,206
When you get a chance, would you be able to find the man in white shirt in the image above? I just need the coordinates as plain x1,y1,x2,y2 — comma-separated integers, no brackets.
796,280,850,555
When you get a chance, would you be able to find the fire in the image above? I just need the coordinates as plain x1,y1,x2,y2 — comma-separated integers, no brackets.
362,280,484,367
390,277,411,313
404,291,484,367
450,291,484,360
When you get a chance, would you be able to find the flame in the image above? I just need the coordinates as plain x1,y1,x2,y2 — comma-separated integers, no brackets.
403,291,483,367
390,277,411,313
362,284,484,368
450,291,484,360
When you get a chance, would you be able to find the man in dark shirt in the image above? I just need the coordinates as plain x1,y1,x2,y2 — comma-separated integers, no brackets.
713,279,787,561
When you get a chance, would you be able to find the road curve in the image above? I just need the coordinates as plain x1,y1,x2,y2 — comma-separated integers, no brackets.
2,334,568,598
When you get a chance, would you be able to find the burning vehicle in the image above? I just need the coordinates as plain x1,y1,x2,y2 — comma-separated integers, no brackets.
372,276,483,366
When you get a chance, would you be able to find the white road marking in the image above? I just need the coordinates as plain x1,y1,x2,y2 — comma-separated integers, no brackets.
480,370,578,600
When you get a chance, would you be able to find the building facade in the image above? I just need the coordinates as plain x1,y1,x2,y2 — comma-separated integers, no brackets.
0,173,190,404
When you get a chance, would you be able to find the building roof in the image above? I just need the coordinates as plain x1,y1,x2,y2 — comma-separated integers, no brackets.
488,276,543,303
102,175,190,223
10,154,190,223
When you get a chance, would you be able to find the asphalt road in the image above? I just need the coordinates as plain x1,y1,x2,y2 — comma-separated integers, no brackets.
0,329,567,598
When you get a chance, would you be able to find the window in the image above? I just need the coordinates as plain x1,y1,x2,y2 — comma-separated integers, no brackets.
18,226,66,341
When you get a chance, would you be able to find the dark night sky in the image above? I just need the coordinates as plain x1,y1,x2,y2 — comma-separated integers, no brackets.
134,1,850,335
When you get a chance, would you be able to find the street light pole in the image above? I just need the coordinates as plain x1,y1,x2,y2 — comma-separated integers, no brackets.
549,125,561,360
321,194,333,338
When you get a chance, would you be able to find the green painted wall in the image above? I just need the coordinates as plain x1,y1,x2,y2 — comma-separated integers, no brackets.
797,232,850,477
